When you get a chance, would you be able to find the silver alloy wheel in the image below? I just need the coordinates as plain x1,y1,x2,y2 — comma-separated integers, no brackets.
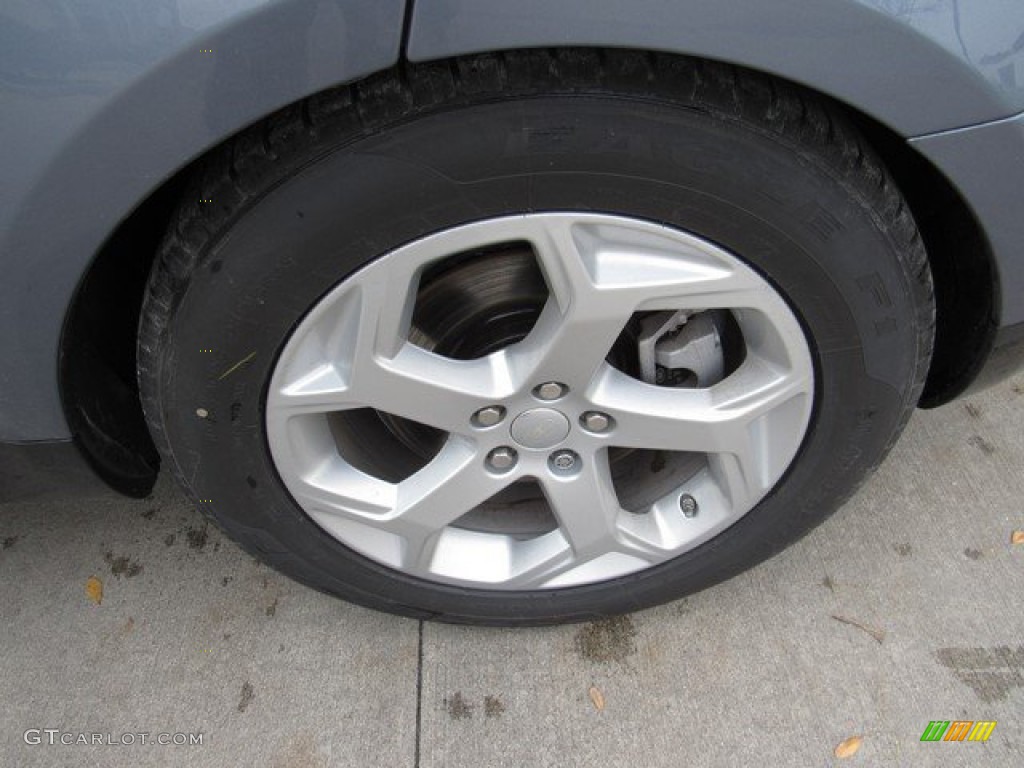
265,214,814,589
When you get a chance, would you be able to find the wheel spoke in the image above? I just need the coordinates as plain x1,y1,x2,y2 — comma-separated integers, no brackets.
266,265,419,415
270,343,515,433
390,438,514,574
352,255,423,362
505,299,628,391
357,344,516,433
526,214,775,312
538,450,658,566
344,264,519,431
593,358,811,504
266,362,357,415
506,215,778,389
505,219,636,388
288,457,396,520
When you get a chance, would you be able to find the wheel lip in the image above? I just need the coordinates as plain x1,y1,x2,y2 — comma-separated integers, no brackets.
264,212,816,591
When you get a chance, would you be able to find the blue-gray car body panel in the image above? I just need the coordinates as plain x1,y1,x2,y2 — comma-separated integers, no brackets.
911,113,1024,328
0,0,406,441
407,0,1024,136
0,0,1023,444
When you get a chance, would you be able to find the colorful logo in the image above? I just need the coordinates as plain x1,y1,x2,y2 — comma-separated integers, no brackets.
920,721,996,742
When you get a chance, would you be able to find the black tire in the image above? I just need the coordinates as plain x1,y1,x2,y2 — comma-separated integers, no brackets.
138,50,933,625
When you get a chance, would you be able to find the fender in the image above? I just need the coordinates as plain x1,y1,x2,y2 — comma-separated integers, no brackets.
912,113,1024,327
0,0,406,441
406,0,1024,138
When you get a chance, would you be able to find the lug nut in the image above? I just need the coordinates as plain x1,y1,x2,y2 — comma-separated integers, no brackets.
535,382,567,401
679,494,698,518
487,446,518,471
549,449,579,472
473,406,505,428
581,411,612,433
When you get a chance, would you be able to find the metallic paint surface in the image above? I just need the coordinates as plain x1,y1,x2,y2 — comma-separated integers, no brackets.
911,112,1024,327
0,0,406,440
408,0,1024,135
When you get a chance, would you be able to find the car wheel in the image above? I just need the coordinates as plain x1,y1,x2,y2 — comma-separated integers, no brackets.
138,51,933,624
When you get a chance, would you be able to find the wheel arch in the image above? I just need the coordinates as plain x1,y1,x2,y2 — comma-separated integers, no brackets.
407,0,1024,136
61,48,997,495
0,0,406,446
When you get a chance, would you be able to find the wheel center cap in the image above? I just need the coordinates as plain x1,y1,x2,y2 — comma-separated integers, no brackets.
510,408,570,450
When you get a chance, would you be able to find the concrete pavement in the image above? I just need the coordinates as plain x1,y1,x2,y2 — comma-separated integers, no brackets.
2,374,1023,767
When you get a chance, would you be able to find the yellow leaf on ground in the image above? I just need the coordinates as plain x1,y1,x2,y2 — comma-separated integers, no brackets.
84,576,103,605
588,685,605,712
1011,530,1024,546
834,735,863,759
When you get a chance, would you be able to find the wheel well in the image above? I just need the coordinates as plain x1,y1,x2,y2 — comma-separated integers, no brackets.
845,114,998,408
59,49,998,494
60,168,191,497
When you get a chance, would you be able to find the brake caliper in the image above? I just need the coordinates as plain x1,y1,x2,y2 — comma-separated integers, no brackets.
637,310,726,388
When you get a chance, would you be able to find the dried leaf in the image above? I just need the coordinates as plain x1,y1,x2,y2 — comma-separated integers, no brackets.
84,576,103,605
834,735,863,759
1011,530,1024,546
588,685,605,712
